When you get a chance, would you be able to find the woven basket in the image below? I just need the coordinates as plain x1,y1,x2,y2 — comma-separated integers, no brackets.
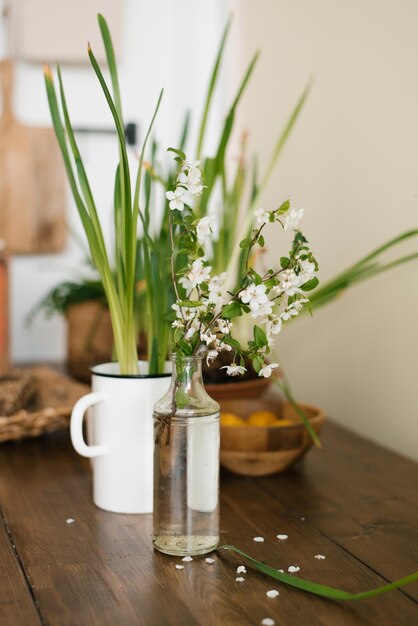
0,367,89,443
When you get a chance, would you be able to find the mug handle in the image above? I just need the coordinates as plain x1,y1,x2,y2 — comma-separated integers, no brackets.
70,391,107,458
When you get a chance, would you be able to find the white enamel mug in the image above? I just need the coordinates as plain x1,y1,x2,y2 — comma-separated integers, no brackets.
70,361,171,514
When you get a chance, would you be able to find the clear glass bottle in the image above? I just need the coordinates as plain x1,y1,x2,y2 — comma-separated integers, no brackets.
153,353,220,556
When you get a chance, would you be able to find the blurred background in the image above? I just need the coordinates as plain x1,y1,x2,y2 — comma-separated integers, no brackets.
1,0,417,459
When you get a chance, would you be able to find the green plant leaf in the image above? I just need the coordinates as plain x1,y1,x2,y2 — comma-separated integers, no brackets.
222,336,241,349
219,545,418,601
196,17,231,158
301,277,320,291
167,147,186,161
239,238,253,249
221,301,243,319
253,325,268,348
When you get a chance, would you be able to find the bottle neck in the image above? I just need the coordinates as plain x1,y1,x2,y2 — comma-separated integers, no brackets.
170,354,204,392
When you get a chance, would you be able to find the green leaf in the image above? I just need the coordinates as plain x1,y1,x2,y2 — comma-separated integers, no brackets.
222,301,243,319
178,340,193,356
253,325,268,348
280,256,290,269
167,147,186,161
176,300,203,308
277,199,290,215
252,357,262,374
301,277,319,291
196,17,231,158
222,336,241,349
175,388,190,409
97,14,123,121
218,546,418,601
258,234,265,247
239,238,253,249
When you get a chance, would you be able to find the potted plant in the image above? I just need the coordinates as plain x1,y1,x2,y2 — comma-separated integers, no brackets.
44,15,171,514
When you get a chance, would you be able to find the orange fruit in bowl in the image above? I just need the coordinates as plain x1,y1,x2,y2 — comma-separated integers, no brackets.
247,410,278,426
221,412,245,426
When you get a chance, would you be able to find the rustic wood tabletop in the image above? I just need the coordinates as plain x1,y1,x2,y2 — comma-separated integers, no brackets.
0,421,417,626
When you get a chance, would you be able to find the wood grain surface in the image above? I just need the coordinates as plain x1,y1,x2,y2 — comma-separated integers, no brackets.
0,422,417,625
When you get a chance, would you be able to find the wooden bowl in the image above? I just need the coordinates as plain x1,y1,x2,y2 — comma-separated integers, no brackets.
220,397,325,476
205,376,272,402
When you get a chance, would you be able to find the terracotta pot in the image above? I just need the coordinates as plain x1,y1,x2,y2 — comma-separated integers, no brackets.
219,397,325,476
66,301,113,383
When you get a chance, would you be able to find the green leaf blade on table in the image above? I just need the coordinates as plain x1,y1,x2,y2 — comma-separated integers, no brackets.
219,545,418,601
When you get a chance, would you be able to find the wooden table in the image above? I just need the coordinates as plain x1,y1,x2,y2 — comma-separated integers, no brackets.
0,422,417,625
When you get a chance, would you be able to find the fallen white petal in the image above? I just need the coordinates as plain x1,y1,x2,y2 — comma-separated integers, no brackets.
235,576,245,582
300,517,306,521
237,565,247,574
253,536,265,542
182,556,193,562
276,534,288,540
315,554,326,560
66,518,75,524
288,565,300,573
261,619,275,626
175,565,184,570
205,558,215,564
277,569,284,573
266,589,280,598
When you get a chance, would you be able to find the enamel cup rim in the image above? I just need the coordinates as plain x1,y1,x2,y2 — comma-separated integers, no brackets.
90,361,172,380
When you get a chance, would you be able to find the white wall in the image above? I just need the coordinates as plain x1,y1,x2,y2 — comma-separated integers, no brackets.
4,0,417,460
226,0,418,460
2,0,225,361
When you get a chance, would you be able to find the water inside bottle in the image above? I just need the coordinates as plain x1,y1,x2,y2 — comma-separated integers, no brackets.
153,412,220,556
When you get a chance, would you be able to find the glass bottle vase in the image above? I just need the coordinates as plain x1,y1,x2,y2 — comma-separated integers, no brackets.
153,353,220,556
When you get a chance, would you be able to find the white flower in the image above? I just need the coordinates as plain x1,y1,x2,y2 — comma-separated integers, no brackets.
250,300,273,320
208,273,228,306
185,319,200,340
267,317,283,336
221,364,247,376
206,349,218,366
278,270,303,296
200,330,217,346
172,303,200,321
181,159,201,174
255,207,271,225
178,161,204,196
172,319,184,329
166,186,189,211
186,259,211,288
196,216,215,245
258,362,279,378
187,177,204,196
298,258,316,278
283,207,304,230
240,283,269,313
287,298,309,313
217,341,232,352
217,319,232,335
